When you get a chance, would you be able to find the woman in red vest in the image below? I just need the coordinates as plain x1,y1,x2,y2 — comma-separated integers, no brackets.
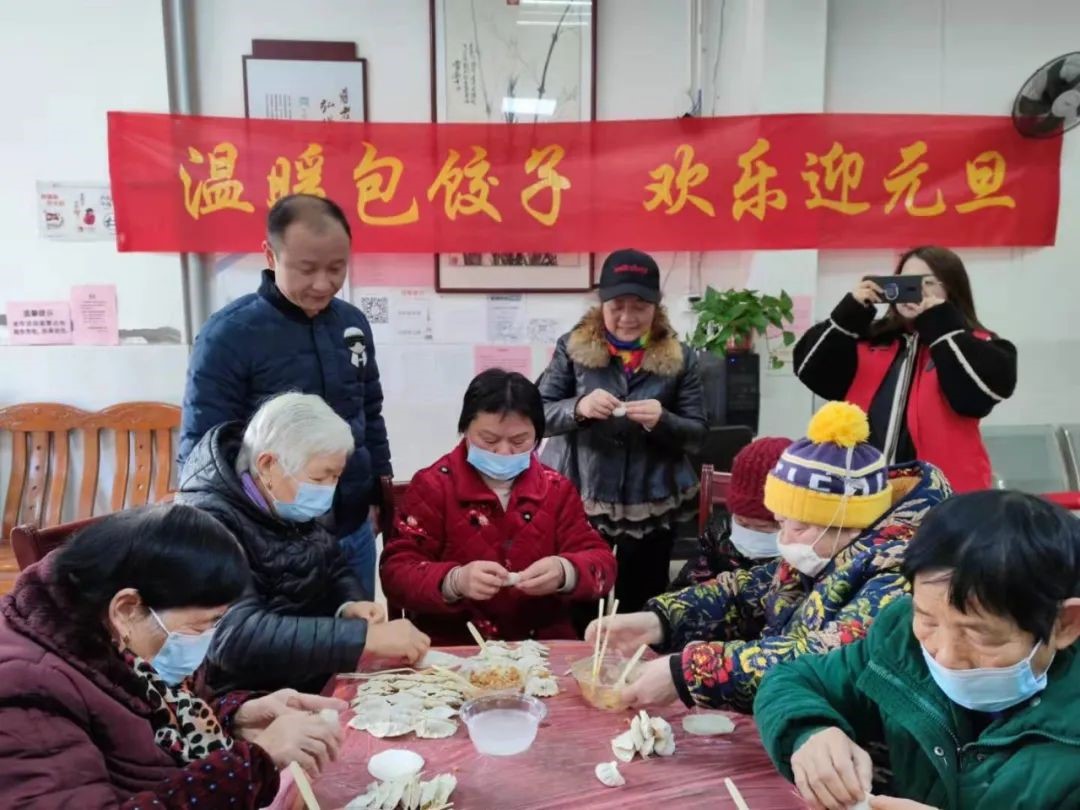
794,245,1016,492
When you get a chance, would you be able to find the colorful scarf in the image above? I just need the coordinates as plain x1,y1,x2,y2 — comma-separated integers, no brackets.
123,650,233,764
606,331,649,377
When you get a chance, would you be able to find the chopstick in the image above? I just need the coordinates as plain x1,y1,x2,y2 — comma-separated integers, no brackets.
591,600,605,681
466,621,487,652
594,598,619,682
615,643,647,688
724,777,751,810
289,761,322,810
432,665,480,695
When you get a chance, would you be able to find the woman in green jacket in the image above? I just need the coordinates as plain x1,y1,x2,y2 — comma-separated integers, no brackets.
755,490,1080,810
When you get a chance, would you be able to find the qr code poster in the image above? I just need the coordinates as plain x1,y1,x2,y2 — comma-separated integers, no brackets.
359,296,389,325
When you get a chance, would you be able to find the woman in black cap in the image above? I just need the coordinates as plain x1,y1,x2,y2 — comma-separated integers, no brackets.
537,249,707,613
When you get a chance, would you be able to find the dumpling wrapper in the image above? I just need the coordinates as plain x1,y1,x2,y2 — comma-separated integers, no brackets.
681,713,737,736
595,761,626,788
612,406,628,418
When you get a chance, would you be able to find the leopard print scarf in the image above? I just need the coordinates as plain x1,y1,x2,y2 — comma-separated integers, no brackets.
124,652,234,764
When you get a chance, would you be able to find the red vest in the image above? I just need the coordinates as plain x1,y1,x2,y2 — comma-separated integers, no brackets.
846,341,991,493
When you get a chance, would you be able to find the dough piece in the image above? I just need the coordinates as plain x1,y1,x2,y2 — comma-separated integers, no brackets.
612,406,628,418
681,713,736,736
319,708,340,727
595,761,626,788
504,572,521,587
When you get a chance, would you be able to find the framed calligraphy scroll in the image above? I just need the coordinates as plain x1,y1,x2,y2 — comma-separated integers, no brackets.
243,40,368,123
430,0,597,292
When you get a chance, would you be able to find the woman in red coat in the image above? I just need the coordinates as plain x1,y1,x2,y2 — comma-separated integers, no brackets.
380,369,617,645
794,245,1016,492
0,505,345,809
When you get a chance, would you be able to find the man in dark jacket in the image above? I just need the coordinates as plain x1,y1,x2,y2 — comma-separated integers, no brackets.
178,194,391,596
177,392,428,694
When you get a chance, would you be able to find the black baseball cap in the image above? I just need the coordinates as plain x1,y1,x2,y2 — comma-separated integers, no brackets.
598,248,661,304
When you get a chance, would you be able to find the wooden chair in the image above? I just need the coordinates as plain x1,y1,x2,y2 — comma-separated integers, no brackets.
1,401,180,541
10,515,104,570
82,402,180,513
1,403,92,541
377,475,413,541
697,464,733,536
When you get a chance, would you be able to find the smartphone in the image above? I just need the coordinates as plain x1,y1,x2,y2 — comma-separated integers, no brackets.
864,275,923,305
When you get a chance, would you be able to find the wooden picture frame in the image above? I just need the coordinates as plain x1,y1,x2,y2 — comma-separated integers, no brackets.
429,0,597,293
243,39,369,122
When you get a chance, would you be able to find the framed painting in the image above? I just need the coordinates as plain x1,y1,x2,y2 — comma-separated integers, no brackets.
430,0,597,292
243,40,368,122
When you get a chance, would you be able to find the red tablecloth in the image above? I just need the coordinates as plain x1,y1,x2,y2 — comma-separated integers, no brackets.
269,641,802,810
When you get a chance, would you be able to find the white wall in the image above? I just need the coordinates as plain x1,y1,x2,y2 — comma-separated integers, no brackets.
2,0,1077,498
0,1,188,519
822,0,1080,426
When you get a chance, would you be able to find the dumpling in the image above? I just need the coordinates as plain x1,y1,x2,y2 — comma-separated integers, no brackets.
650,716,676,757
412,717,459,739
524,675,559,698
611,729,636,762
365,720,414,739
595,761,626,788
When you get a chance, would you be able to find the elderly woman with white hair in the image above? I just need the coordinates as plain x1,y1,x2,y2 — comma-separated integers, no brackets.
177,392,430,695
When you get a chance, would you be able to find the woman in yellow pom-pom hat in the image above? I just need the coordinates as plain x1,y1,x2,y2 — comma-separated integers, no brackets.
583,400,951,715
763,401,893,546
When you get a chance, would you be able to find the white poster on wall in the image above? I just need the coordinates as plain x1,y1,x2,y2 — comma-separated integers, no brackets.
244,58,366,121
37,182,116,241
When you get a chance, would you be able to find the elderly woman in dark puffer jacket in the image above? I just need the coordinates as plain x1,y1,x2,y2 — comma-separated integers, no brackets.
537,249,707,613
0,505,344,808
177,392,429,695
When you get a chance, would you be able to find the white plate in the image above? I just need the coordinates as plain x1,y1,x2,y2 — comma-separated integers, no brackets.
367,749,425,782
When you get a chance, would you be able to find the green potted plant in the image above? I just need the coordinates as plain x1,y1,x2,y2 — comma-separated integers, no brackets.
688,286,797,369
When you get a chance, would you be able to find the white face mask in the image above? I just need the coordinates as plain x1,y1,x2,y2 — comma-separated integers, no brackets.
777,524,847,577
729,522,780,559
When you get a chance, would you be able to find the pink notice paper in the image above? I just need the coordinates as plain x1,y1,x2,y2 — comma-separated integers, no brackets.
5,301,73,345
71,284,119,345
474,345,532,377
350,257,433,288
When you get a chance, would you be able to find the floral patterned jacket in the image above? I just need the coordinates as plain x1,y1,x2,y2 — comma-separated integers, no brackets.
646,461,950,713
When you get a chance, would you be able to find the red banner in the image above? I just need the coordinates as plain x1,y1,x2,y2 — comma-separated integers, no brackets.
107,111,1061,253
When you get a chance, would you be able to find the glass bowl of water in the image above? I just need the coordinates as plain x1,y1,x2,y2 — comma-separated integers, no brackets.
459,693,547,756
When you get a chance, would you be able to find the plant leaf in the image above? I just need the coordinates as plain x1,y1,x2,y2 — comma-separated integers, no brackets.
783,330,796,346
770,355,784,370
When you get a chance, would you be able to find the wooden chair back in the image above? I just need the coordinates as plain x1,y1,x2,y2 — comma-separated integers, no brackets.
82,402,180,513
378,475,413,540
10,515,104,570
1,401,180,540
1,403,91,540
698,463,733,536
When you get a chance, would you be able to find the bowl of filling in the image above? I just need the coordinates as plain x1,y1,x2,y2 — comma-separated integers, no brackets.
569,653,642,711
459,693,547,756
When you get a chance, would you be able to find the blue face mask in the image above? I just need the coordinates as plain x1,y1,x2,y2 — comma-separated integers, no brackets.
272,477,337,522
149,609,216,687
467,444,532,482
921,642,1051,713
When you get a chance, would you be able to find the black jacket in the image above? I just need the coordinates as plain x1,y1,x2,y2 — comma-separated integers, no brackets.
537,307,707,537
178,270,392,536
176,423,369,695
